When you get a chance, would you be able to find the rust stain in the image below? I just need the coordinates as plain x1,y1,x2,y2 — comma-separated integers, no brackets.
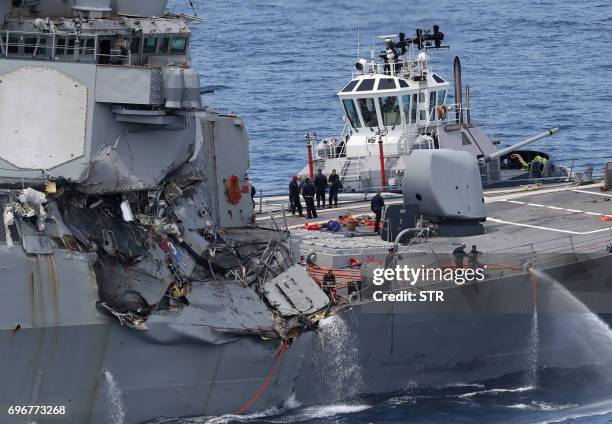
45,255,60,325
33,256,46,326
86,264,98,289
29,271,37,328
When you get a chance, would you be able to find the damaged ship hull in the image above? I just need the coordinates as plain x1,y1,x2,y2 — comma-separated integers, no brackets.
0,245,314,423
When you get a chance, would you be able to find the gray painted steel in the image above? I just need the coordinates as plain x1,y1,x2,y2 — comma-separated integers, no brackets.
0,3,611,423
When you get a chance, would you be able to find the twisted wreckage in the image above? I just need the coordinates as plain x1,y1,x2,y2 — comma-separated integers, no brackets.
5,182,330,340
0,1,338,422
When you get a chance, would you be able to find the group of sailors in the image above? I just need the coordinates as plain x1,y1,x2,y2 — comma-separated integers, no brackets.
289,169,342,219
453,244,482,268
288,168,387,234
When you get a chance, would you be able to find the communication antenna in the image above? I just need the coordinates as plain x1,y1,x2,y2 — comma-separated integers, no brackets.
371,33,375,60
188,0,198,16
357,26,360,59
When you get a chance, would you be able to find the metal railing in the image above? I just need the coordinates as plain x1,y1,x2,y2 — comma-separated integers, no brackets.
414,230,612,282
0,30,132,65
482,231,612,277
351,59,427,79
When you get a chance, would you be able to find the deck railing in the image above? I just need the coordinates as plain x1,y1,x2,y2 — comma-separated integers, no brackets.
0,30,132,65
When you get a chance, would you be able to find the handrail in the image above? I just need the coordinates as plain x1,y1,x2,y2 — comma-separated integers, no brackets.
1,29,132,64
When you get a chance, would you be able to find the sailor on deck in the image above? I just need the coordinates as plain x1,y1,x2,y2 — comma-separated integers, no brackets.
301,178,317,219
322,270,338,304
453,244,467,268
370,192,385,233
314,168,328,208
468,245,482,268
328,169,341,208
288,176,303,217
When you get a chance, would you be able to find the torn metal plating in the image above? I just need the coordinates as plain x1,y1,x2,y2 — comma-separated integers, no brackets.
3,178,342,345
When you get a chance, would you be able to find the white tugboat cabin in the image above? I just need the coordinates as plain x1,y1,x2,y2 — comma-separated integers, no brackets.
299,26,563,192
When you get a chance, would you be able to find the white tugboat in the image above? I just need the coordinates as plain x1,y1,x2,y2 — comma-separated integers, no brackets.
299,26,564,192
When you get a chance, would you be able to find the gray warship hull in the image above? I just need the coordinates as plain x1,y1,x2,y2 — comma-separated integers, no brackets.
295,252,612,405
279,182,612,406
0,246,318,423
1,244,611,422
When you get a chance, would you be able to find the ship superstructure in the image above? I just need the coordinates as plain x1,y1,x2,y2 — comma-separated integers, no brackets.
0,1,341,422
299,27,564,191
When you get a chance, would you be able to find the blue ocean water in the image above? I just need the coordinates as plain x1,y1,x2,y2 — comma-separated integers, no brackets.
171,0,612,195
163,1,612,422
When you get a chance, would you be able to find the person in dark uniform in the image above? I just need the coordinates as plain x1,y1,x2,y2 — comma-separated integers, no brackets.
288,176,303,217
314,168,328,208
328,169,341,208
301,178,317,219
468,245,482,268
250,183,256,208
453,244,466,268
370,191,385,233
322,270,337,304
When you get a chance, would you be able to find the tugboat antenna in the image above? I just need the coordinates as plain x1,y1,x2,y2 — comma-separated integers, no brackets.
357,26,360,59
188,0,198,16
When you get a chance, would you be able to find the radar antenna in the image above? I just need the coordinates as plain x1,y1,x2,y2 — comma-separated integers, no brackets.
379,25,447,63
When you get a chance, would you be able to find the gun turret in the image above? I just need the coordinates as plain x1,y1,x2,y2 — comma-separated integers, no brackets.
486,128,560,162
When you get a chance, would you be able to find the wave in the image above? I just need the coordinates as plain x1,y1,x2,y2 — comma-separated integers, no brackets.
506,401,577,411
273,404,372,422
457,385,535,398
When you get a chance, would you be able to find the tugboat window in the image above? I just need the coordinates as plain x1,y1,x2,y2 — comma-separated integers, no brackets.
419,92,426,103
55,38,65,56
432,74,446,84
143,37,158,53
377,78,396,90
159,37,170,53
411,94,418,123
38,38,48,56
402,95,410,124
84,38,95,55
341,80,359,92
437,90,447,105
342,99,362,128
7,34,19,54
356,78,375,92
378,96,400,126
130,37,140,53
358,97,379,127
429,91,436,120
399,79,409,88
98,39,111,64
68,38,76,54
170,37,187,53
24,37,36,54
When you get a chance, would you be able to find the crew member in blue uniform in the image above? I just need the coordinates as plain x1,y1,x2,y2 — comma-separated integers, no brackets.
314,168,328,208
301,178,317,219
328,169,341,208
288,176,303,217
453,244,467,268
370,192,385,233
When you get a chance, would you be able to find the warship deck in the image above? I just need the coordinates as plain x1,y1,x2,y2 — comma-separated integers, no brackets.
256,182,612,263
